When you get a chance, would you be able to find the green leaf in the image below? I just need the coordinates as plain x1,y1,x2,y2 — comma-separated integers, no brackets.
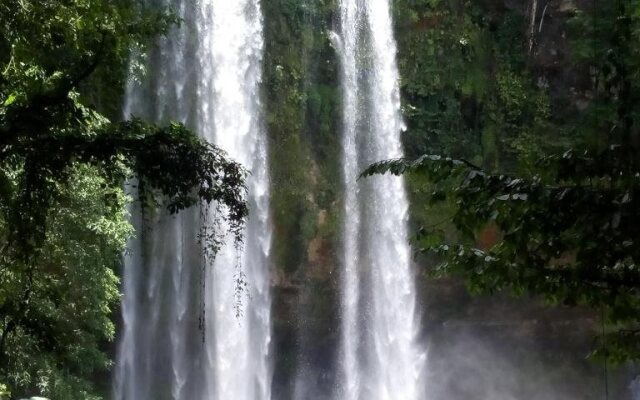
3,94,17,106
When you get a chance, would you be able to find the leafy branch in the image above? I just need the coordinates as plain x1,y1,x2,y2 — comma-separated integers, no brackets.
362,146,640,362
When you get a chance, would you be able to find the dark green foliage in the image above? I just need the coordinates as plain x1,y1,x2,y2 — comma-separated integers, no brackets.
262,3,343,396
394,0,560,168
263,0,341,273
1,117,247,257
0,165,127,399
367,0,640,364
362,145,640,363
392,0,565,250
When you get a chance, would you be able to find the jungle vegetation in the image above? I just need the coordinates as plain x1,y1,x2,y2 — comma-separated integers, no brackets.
1,0,640,398
0,1,246,398
368,0,640,364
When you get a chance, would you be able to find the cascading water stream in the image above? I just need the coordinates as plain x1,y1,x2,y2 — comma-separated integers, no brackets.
114,1,271,399
335,1,425,399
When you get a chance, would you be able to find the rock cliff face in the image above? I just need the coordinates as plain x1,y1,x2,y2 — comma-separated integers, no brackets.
263,0,637,398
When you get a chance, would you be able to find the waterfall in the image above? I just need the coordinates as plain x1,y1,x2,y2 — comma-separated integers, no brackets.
335,1,425,399
114,1,272,399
